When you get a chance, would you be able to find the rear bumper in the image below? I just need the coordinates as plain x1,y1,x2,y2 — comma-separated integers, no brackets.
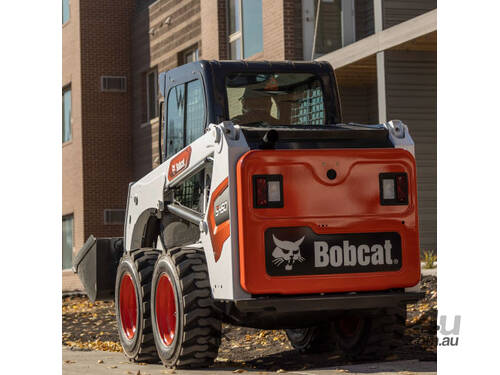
234,291,424,313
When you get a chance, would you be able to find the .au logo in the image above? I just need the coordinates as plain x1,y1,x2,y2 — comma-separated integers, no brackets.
272,235,305,271
437,314,461,347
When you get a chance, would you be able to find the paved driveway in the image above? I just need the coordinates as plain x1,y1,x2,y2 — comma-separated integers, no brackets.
62,347,436,375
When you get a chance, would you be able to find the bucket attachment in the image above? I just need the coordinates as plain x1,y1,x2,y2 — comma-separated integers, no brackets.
72,235,124,302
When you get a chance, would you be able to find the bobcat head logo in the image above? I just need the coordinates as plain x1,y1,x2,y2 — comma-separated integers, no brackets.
272,235,305,271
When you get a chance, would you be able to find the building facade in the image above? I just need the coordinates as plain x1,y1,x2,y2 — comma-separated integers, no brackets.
62,0,436,290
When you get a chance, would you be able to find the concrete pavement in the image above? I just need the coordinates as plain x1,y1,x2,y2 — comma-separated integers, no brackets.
62,347,436,375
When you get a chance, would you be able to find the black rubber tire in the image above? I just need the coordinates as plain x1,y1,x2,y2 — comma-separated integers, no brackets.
151,247,221,368
332,307,406,360
285,325,336,353
115,248,161,363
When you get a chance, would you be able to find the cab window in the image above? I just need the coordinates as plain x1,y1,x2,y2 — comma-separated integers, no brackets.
166,79,206,158
166,79,206,211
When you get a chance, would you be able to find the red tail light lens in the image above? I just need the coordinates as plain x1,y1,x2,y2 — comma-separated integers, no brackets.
255,177,268,207
396,174,408,203
253,175,283,208
379,172,409,205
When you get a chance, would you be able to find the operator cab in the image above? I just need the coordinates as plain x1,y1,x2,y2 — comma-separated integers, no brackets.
158,60,342,161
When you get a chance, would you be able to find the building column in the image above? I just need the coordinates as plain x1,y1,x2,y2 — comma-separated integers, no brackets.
374,0,386,123
200,0,228,60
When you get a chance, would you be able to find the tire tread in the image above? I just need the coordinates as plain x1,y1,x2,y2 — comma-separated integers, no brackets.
157,247,221,368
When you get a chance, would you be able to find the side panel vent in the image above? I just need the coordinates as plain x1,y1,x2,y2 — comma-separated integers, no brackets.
104,209,126,225
101,76,127,92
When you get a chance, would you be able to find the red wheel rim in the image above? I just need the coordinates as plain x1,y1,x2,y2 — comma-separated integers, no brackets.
119,273,137,340
156,273,176,346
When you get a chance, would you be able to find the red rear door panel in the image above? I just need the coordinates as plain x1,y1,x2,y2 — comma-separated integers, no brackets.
236,148,420,295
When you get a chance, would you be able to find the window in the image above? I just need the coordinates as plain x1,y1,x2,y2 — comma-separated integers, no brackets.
63,0,70,24
303,0,370,59
62,215,74,270
185,80,205,144
225,72,326,126
228,0,263,59
146,69,158,121
166,80,206,158
166,80,206,212
166,84,186,158
182,46,199,64
62,86,72,143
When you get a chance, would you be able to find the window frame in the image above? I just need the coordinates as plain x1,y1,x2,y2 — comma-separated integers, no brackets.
182,46,199,64
62,85,72,144
226,0,264,60
62,214,74,270
228,0,243,59
62,0,70,25
165,83,186,159
146,68,159,122
165,78,207,159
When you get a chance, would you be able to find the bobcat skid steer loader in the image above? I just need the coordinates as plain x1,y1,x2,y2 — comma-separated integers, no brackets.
73,60,423,368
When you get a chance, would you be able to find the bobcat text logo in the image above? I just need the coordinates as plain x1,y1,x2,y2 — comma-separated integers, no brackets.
314,240,397,268
171,159,185,174
272,235,305,271
168,146,192,181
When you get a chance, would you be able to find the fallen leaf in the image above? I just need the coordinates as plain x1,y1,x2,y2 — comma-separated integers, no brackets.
97,359,104,364
64,360,75,364
328,354,341,360
385,354,399,361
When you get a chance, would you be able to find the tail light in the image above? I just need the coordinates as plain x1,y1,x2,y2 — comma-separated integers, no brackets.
253,175,283,208
379,173,408,205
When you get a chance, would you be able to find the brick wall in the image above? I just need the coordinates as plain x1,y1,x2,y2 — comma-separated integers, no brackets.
200,0,228,60
79,0,135,241
262,0,285,60
283,0,303,60
262,0,304,61
200,0,303,62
